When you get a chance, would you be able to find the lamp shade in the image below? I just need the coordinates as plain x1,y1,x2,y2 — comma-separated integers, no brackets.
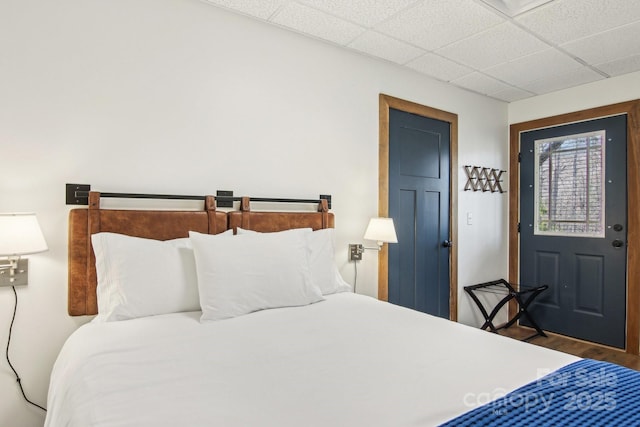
0,213,48,256
363,217,398,244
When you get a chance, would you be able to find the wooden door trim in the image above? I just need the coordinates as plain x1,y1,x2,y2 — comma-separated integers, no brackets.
378,94,459,321
509,100,640,355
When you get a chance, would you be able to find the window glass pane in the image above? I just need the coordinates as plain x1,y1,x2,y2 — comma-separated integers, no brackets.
534,130,605,238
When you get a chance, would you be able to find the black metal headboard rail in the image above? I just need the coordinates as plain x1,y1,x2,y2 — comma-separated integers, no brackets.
65,184,331,209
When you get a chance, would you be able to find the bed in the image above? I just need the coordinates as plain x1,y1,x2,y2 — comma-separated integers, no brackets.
46,192,640,426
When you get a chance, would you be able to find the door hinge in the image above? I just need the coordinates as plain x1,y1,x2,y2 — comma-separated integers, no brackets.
517,223,521,233
518,152,522,163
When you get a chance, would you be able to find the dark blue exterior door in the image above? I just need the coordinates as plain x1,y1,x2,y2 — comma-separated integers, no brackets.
388,108,450,318
520,115,627,348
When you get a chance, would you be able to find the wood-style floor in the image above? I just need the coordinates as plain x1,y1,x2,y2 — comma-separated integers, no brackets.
498,326,640,371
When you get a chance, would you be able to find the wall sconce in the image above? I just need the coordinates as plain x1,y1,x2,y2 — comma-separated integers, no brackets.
0,213,48,287
349,217,398,261
1,212,49,411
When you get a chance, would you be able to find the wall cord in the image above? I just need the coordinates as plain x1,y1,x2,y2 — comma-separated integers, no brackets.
6,286,47,412
353,261,358,293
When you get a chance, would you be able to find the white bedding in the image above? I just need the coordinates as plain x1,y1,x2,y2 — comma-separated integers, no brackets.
45,293,578,427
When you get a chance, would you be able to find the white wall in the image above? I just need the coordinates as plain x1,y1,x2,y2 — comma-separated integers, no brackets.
509,71,640,124
0,0,508,425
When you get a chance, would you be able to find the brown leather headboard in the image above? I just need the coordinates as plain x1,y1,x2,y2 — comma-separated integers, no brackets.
228,197,334,232
68,192,227,316
68,193,333,316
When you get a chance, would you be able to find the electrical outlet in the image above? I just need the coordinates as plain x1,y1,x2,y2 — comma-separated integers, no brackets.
349,244,363,261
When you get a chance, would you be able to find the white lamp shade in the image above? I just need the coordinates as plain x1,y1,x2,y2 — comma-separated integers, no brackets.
363,217,398,244
0,213,48,256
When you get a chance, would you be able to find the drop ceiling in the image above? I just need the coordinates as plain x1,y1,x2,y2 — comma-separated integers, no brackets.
200,0,640,102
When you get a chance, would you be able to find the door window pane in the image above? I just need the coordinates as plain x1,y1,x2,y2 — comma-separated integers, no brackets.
534,130,605,237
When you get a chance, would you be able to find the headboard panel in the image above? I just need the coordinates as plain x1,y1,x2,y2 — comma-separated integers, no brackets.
68,192,227,316
227,197,334,232
68,192,333,316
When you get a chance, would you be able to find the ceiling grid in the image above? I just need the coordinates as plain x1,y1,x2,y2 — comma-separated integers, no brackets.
201,0,640,101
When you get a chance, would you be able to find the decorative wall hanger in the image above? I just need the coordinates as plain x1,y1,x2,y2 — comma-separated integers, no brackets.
464,166,506,193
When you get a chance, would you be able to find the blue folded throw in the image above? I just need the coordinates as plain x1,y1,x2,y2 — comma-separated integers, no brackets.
440,359,640,426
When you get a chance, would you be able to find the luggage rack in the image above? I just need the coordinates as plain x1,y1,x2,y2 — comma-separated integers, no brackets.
464,279,548,341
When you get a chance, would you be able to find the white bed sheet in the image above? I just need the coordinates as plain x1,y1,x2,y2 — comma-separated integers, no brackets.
45,293,578,427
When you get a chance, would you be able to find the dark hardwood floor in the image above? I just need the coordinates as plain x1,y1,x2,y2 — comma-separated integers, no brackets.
498,326,640,371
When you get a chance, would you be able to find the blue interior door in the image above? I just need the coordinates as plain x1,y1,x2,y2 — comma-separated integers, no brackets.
388,108,450,318
519,115,627,348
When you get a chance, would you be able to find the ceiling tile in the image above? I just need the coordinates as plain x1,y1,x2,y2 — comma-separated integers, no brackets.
595,54,640,77
561,21,640,66
490,87,535,102
451,72,515,96
516,0,640,45
271,2,366,45
348,31,425,64
201,0,288,20
483,48,583,86
376,0,504,51
297,0,419,27
437,22,549,70
405,53,474,82
520,67,604,94
478,0,554,17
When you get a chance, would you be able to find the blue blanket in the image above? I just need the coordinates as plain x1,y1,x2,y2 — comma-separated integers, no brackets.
441,359,640,426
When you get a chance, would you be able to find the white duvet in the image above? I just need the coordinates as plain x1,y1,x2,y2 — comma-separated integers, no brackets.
45,293,578,427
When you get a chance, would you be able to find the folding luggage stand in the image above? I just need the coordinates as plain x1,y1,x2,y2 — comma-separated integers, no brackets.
464,279,548,341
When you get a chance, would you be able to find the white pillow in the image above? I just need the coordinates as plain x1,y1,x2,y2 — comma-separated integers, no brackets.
190,229,324,321
237,227,351,295
91,231,231,322
306,228,351,295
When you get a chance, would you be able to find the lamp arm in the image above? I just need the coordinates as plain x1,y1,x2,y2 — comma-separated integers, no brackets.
363,241,385,251
0,257,19,269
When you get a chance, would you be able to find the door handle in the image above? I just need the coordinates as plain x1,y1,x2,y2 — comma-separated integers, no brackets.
442,240,453,248
612,239,624,248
